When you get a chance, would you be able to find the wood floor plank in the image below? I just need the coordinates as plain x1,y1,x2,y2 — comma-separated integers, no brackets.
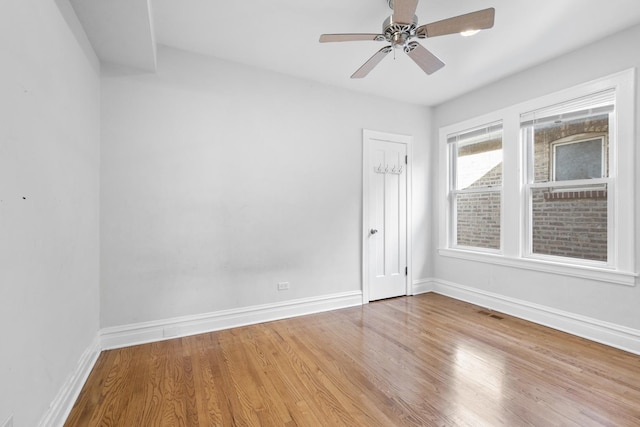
65,294,640,426
188,334,225,426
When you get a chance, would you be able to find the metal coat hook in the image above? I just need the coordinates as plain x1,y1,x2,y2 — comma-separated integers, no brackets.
389,164,404,175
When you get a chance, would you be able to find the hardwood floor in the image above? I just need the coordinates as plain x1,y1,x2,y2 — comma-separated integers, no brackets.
65,294,640,426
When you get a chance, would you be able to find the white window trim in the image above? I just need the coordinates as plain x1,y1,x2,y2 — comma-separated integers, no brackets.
438,248,637,286
447,123,504,253
438,68,637,287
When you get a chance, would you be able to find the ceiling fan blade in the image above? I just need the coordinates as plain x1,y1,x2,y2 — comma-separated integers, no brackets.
416,7,495,38
405,42,445,75
320,33,384,43
351,46,392,79
392,0,419,23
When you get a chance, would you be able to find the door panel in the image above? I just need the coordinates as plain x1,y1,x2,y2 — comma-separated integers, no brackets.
367,138,407,301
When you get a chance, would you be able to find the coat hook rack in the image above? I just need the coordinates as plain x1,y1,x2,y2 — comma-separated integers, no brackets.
374,163,404,175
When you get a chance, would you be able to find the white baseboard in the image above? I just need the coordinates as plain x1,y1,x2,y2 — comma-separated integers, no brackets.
431,278,640,356
39,335,101,427
101,291,363,350
412,278,435,295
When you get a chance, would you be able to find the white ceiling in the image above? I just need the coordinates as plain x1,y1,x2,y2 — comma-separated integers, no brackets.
69,0,157,72
71,0,640,106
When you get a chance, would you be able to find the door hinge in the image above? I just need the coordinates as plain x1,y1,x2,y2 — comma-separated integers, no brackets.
405,155,408,164
405,266,408,276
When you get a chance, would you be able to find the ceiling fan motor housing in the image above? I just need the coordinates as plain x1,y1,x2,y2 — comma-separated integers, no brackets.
383,15,418,49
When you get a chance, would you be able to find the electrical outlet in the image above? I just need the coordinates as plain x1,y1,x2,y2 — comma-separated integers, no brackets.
277,282,290,291
2,415,13,427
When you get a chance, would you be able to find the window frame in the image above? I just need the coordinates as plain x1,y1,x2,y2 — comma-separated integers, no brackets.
447,122,504,253
522,105,613,267
438,68,637,287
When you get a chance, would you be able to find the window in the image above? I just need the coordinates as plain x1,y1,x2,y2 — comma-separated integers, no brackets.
521,90,613,264
552,136,605,182
439,69,636,285
447,122,503,251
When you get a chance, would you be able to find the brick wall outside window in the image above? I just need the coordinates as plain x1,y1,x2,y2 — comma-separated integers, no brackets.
456,163,501,249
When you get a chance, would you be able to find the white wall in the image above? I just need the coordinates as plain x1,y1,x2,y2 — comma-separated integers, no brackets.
0,0,101,426
432,24,640,330
100,46,431,328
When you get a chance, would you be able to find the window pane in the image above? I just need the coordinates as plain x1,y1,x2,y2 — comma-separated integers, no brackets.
456,138,503,190
533,114,609,183
554,138,603,181
456,192,501,250
531,186,608,261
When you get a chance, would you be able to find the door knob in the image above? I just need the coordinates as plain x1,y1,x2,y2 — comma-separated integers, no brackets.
370,229,378,235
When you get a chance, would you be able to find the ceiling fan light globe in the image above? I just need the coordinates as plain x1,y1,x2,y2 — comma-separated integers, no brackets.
392,32,409,48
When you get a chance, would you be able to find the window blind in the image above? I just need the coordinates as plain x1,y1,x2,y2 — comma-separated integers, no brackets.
447,121,503,145
520,89,615,127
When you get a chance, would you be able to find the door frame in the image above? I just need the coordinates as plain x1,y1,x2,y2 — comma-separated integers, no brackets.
362,129,413,304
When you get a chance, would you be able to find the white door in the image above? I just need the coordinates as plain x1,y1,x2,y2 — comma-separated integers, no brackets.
363,130,409,302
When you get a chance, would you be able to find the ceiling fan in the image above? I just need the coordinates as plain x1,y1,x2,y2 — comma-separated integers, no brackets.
319,0,495,78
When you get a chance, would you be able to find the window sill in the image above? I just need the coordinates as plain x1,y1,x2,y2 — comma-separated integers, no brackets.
438,248,637,287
